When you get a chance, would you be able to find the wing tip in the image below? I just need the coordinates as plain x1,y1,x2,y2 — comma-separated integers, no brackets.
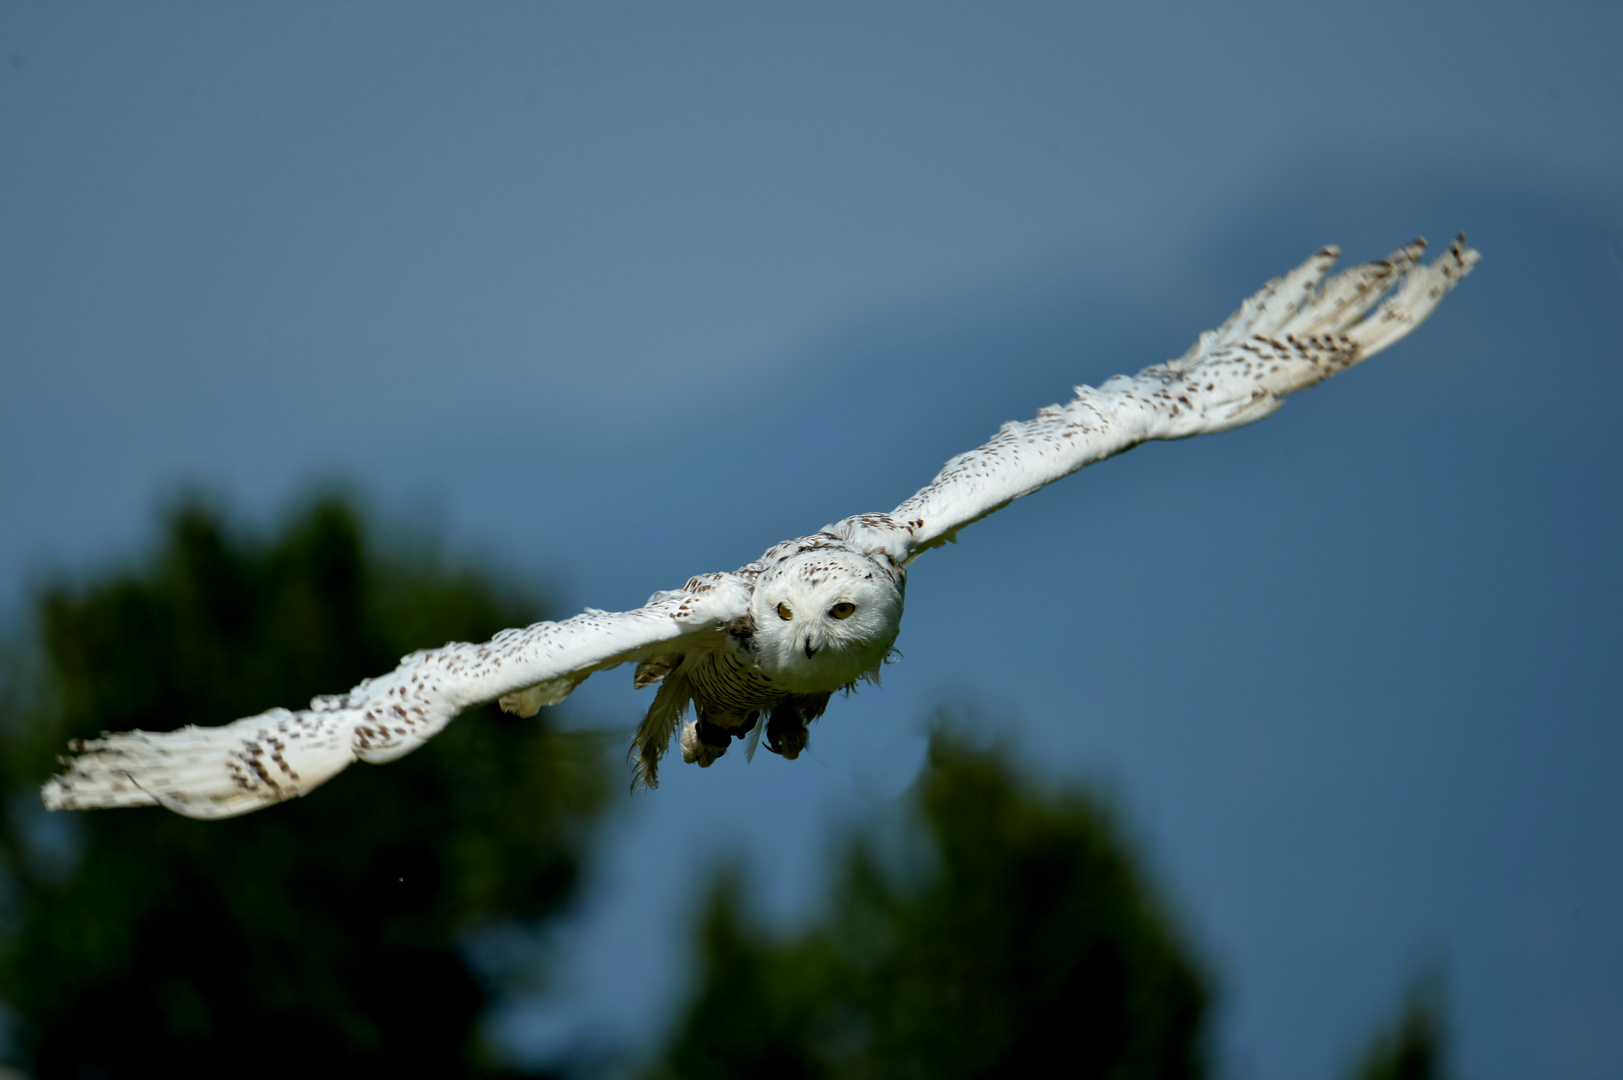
1449,232,1483,274
42,708,364,818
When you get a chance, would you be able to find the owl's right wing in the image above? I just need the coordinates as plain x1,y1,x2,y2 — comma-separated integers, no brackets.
885,236,1479,561
41,573,751,819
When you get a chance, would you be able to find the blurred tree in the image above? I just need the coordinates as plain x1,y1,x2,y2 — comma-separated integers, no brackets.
1344,976,1450,1080
649,733,1211,1080
0,498,610,1078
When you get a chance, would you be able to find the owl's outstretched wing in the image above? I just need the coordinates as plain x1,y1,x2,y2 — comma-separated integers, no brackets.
888,236,1479,560
41,576,750,819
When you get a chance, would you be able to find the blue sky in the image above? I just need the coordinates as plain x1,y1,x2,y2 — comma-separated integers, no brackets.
3,4,1621,1077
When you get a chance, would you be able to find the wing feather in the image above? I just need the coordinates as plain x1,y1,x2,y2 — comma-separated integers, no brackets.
41,576,750,818
891,236,1479,558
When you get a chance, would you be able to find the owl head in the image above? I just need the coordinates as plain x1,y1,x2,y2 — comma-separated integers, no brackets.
749,546,904,693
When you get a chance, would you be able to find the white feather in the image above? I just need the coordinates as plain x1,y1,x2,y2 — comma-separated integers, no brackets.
891,236,1478,556
43,236,1478,816
43,580,749,817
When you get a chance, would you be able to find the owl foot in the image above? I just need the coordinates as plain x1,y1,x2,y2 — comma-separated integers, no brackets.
765,712,809,760
680,717,733,768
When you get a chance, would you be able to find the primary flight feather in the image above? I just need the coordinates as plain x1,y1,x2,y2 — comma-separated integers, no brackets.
42,235,1479,818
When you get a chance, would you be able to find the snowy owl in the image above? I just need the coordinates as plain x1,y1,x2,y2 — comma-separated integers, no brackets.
42,236,1479,818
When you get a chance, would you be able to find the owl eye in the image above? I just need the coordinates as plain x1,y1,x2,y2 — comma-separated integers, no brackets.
829,602,856,620
777,602,793,621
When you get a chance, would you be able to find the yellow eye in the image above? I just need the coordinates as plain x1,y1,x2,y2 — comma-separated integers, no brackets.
777,602,793,621
830,602,856,620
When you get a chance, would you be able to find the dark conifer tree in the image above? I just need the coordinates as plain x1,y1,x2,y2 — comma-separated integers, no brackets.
651,734,1211,1080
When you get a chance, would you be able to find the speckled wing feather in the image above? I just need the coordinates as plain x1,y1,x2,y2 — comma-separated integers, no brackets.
41,576,751,819
889,237,1479,559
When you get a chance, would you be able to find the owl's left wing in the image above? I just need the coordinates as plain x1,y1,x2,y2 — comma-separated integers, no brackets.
42,576,750,819
886,236,1479,561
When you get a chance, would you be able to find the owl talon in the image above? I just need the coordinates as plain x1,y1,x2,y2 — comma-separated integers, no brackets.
765,715,809,760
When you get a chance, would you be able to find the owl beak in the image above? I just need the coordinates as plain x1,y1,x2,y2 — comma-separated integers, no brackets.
803,636,818,659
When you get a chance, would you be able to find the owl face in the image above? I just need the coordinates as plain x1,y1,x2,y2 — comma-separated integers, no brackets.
750,547,903,693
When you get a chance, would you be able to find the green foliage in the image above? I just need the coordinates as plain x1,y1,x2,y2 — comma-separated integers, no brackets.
650,734,1211,1080
0,498,610,1078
